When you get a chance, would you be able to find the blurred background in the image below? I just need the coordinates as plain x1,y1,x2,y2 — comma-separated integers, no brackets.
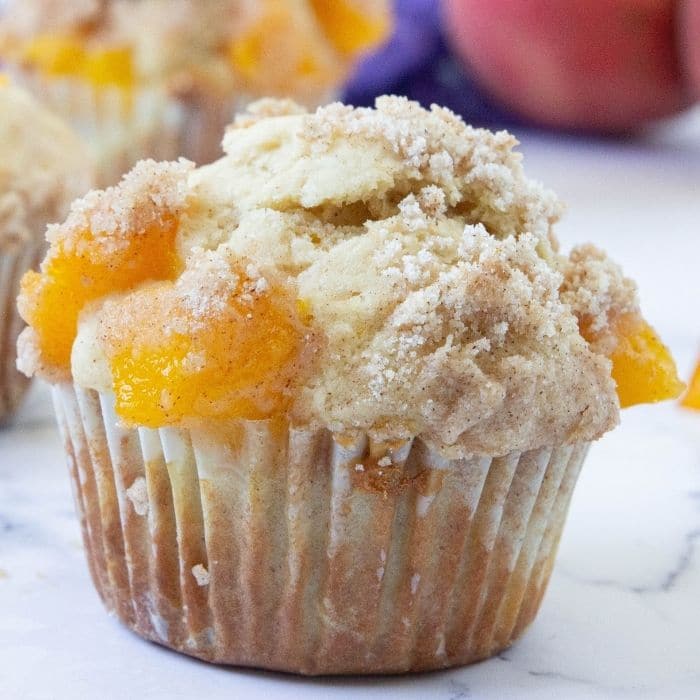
347,0,700,134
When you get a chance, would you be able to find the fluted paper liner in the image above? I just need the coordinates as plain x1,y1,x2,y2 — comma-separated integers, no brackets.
52,383,589,674
7,70,237,186
0,241,42,423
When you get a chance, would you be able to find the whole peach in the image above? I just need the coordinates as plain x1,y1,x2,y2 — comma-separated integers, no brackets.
681,0,700,97
442,0,693,131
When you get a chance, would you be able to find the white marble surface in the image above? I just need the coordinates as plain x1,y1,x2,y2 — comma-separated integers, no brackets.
1,110,700,699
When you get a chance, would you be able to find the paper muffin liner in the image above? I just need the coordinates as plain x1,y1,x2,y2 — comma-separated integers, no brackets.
51,383,590,675
7,69,239,186
0,240,42,423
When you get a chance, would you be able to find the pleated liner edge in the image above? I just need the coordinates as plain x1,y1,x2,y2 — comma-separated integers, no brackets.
0,240,43,423
52,383,589,675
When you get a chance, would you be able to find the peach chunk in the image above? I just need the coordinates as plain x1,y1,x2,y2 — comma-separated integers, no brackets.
607,314,684,408
22,35,87,77
680,361,700,410
99,261,316,427
82,47,134,89
230,1,389,84
309,0,391,55
22,35,134,88
18,217,180,372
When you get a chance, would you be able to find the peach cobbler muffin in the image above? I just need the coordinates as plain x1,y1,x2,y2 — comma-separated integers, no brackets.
17,97,682,673
0,0,391,184
0,79,91,423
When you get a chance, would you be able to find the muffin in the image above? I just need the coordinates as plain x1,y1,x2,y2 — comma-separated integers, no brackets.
17,97,683,673
0,0,391,185
0,78,91,423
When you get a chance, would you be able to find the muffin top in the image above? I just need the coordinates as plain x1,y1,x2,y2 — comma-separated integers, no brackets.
0,1,391,102
0,79,92,252
17,97,682,456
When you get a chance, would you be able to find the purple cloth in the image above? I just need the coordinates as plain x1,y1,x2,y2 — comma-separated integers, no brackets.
343,0,520,129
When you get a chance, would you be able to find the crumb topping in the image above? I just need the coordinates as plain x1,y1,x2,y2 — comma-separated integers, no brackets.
126,476,149,516
560,244,639,353
191,564,210,587
231,97,309,129
19,97,681,455
48,158,192,255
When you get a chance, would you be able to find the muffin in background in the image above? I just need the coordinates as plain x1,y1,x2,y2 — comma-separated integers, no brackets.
16,97,682,673
0,0,391,185
0,78,91,423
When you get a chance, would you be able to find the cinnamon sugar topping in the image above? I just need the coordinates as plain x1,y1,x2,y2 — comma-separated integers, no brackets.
18,97,678,455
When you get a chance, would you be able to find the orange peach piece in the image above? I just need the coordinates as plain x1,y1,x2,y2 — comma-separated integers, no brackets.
309,0,391,55
442,0,692,131
681,361,700,409
18,217,180,371
608,315,684,408
82,46,134,89
22,36,134,89
21,35,87,78
101,270,313,427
